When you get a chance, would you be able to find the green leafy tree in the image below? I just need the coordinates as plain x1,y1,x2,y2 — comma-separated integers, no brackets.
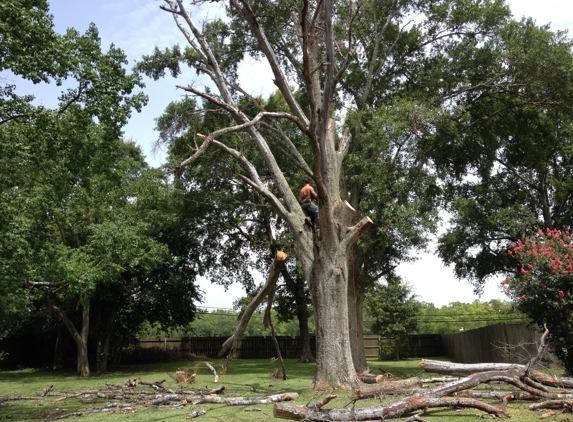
140,0,514,384
504,228,573,373
430,19,573,290
364,276,420,359
0,1,154,376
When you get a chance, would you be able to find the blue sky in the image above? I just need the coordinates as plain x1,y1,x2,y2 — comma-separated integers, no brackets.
9,0,573,308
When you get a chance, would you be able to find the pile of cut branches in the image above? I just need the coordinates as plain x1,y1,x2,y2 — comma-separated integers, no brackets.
1,375,298,421
275,328,573,421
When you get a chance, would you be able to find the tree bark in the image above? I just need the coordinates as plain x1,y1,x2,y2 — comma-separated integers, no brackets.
274,396,507,421
309,244,359,388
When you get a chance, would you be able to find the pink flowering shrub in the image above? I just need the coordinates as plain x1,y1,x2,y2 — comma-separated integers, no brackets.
504,228,573,373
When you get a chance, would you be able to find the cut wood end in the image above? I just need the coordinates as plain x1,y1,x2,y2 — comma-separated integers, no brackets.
419,359,425,367
276,251,288,261
197,133,207,140
343,200,356,213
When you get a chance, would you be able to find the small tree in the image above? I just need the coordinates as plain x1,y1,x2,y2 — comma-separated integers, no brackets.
364,276,420,360
504,228,573,373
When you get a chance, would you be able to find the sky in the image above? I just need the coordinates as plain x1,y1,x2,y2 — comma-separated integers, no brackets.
11,0,573,309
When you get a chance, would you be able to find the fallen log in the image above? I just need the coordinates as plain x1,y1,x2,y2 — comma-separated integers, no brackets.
276,365,566,420
421,359,573,389
354,378,422,399
139,379,166,386
198,385,226,395
187,410,207,419
225,392,299,406
529,399,573,411
454,390,537,401
360,374,386,384
191,392,298,406
421,376,459,384
44,411,85,420
274,396,508,421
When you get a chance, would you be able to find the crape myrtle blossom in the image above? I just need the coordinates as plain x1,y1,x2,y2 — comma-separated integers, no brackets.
504,228,573,372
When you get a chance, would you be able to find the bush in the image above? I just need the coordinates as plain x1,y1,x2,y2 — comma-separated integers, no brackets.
378,336,410,360
505,228,573,373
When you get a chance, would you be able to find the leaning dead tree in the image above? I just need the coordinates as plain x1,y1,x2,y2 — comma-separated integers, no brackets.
218,251,287,373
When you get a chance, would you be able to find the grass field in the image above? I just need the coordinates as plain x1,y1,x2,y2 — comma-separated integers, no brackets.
0,357,567,421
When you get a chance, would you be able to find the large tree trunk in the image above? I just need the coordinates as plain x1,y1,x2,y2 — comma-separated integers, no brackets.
308,239,361,388
44,294,91,377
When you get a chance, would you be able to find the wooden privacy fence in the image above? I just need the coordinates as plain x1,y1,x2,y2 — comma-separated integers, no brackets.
138,336,384,359
441,322,544,364
138,336,316,359
137,335,442,359
138,324,560,364
408,334,443,357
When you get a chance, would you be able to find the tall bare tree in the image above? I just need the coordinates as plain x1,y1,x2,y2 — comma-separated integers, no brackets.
150,0,371,388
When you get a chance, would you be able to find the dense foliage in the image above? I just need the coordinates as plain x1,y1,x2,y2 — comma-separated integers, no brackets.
433,20,573,290
0,0,200,375
504,228,573,373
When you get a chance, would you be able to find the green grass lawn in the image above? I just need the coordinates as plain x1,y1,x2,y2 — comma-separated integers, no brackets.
0,357,566,421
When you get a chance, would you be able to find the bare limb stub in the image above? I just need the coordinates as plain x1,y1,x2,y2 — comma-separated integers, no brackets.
205,362,220,383
308,393,337,409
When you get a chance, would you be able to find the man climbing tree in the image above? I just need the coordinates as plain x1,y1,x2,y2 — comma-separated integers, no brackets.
299,178,319,227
